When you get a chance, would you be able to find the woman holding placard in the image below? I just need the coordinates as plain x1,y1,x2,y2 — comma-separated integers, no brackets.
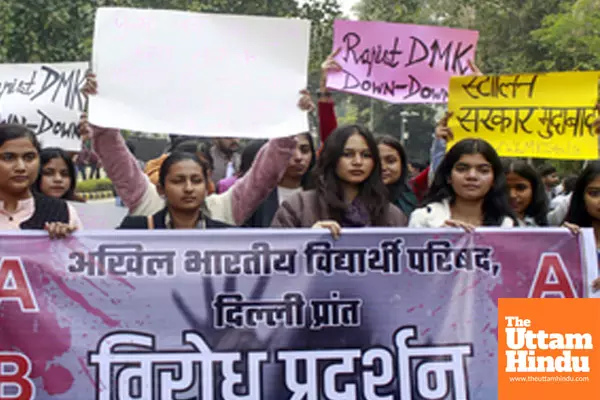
319,50,426,208
82,73,311,227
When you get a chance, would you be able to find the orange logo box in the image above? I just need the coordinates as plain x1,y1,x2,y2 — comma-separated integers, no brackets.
498,298,600,399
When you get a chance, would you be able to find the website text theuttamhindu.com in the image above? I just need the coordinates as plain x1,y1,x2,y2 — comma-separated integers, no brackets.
508,376,590,383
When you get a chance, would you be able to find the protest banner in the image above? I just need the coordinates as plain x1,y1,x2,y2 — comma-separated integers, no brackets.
69,201,128,229
89,8,310,139
326,20,479,103
447,71,600,160
0,62,88,151
0,228,596,399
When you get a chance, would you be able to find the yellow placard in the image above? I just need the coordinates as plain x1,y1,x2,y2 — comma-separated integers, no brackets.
447,71,599,160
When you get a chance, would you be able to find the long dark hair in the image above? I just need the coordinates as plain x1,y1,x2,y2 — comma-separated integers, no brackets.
565,161,600,227
503,159,548,226
425,138,517,226
296,132,317,189
314,125,388,224
34,147,77,200
376,135,416,209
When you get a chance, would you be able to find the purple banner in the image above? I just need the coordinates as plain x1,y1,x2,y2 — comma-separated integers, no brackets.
0,228,595,399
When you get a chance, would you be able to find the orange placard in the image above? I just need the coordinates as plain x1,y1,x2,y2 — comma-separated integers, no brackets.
498,298,600,399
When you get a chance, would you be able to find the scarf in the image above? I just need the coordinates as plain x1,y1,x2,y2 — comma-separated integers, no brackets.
340,198,372,227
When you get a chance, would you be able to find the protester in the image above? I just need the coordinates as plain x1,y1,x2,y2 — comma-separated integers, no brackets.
503,159,549,226
539,164,560,201
550,174,576,209
563,161,600,291
76,135,102,180
119,152,230,229
82,74,312,226
34,147,85,202
317,50,432,201
0,124,81,236
217,139,267,194
409,138,518,230
376,135,417,216
271,125,408,237
244,132,316,227
143,137,217,192
408,161,427,179
210,138,241,182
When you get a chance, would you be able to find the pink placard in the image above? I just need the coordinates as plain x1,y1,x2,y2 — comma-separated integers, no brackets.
327,20,479,104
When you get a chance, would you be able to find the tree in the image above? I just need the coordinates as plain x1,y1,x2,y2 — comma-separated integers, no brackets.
531,0,600,71
0,0,339,69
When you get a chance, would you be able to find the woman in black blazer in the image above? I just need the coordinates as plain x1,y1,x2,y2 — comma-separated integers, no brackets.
118,151,231,230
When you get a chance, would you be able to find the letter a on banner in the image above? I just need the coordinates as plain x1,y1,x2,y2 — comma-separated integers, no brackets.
528,253,577,298
0,258,39,312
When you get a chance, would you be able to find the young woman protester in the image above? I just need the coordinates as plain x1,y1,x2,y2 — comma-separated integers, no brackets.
271,125,408,237
563,161,600,291
119,152,229,229
0,124,82,237
409,138,518,230
34,147,86,202
377,135,418,216
244,132,316,227
429,114,586,226
82,73,312,226
503,159,549,226
317,50,432,201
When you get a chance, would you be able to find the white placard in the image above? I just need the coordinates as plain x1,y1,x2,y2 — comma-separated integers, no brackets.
89,7,310,138
0,62,88,151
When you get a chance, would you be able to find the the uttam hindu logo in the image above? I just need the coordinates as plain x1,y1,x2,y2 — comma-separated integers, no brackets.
498,298,600,400
504,315,592,373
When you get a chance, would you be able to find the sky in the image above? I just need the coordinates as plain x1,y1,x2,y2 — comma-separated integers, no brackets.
337,0,359,18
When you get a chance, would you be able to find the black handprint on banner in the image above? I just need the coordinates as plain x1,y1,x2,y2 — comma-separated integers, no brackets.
172,275,278,352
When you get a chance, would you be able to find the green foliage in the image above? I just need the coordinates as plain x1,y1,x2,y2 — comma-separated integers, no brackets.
76,177,113,193
0,0,340,74
532,0,600,71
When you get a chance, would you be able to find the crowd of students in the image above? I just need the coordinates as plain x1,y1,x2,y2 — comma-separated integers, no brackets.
1,54,600,288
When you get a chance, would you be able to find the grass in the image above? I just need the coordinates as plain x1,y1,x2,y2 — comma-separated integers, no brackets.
76,178,114,193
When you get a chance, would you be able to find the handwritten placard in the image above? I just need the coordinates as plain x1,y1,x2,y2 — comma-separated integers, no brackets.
326,20,479,104
0,62,87,150
89,8,310,138
447,71,600,160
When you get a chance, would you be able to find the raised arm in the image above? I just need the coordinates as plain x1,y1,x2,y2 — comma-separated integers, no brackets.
318,49,342,144
82,72,163,215
88,123,156,212
428,112,452,184
229,136,296,225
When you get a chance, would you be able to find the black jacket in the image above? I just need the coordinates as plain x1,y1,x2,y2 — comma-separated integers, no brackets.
20,194,70,230
118,207,231,230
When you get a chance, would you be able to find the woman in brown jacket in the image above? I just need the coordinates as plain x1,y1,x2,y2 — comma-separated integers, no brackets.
271,125,407,237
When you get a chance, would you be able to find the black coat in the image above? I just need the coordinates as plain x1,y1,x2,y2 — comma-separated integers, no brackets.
118,208,231,230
